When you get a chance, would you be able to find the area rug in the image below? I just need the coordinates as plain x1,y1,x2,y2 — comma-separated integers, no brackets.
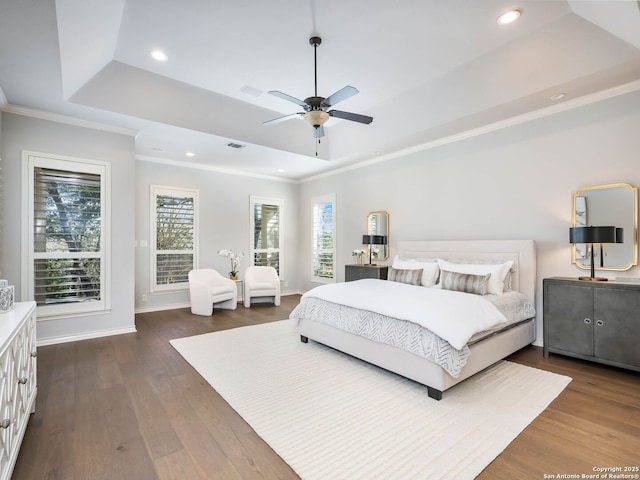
170,320,571,480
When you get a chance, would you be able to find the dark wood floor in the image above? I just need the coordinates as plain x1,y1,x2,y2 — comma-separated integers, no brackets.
13,295,640,479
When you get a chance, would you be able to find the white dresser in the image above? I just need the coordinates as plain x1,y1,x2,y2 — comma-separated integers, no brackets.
0,302,37,480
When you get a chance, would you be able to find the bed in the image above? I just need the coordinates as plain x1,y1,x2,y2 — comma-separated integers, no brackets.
290,240,537,400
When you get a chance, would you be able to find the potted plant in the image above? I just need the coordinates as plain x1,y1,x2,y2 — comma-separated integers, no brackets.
217,249,244,280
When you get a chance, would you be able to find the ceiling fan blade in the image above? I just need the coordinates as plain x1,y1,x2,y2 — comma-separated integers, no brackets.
313,125,325,139
263,112,304,125
328,110,373,124
321,85,359,107
268,91,309,109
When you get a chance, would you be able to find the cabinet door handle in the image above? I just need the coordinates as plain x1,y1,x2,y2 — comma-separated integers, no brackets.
0,419,10,429
31,351,37,358
18,377,28,385
596,320,604,326
584,318,592,325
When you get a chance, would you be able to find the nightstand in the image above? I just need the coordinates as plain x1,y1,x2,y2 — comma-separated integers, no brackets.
543,277,640,372
345,264,388,282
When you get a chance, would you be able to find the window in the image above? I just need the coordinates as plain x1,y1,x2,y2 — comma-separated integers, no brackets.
151,186,198,292
311,194,336,283
23,151,110,317
250,196,282,276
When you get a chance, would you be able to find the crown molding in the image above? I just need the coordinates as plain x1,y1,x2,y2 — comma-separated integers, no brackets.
301,79,640,183
135,155,299,184
1,104,138,136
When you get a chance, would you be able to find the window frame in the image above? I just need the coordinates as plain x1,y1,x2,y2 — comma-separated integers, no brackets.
22,150,111,318
311,193,337,284
150,185,199,293
249,195,283,277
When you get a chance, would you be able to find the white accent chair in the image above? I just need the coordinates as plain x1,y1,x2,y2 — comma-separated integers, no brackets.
243,266,281,308
188,269,237,316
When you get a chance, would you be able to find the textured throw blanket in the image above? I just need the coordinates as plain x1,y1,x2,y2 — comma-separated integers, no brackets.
296,279,507,351
290,296,473,377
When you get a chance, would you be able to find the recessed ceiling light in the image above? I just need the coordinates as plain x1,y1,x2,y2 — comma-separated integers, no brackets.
550,92,566,100
277,169,285,173
497,9,521,25
185,152,195,157
151,50,168,62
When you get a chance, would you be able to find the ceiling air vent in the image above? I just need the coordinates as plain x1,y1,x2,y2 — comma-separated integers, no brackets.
226,142,246,149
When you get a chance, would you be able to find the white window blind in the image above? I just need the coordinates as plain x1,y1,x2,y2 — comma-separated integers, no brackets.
311,194,336,283
250,196,282,276
23,152,110,317
151,186,198,291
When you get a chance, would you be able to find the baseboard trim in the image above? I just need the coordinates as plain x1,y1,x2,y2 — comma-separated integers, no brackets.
37,326,137,347
135,302,191,314
134,291,303,315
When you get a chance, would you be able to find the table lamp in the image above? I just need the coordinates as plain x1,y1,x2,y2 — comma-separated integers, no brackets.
362,235,387,266
569,226,622,281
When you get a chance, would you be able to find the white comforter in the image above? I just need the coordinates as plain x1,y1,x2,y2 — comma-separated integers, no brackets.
300,279,507,350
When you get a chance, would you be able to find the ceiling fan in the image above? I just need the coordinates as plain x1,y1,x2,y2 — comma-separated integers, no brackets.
263,36,373,139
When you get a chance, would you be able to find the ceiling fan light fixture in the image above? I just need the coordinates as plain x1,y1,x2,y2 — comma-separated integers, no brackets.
264,35,372,139
303,110,330,128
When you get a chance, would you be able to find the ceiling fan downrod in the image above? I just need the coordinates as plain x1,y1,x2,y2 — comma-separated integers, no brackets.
310,36,321,98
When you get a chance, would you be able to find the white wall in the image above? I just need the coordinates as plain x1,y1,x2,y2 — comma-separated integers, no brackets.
134,160,300,312
298,90,640,344
0,113,136,343
1,90,638,345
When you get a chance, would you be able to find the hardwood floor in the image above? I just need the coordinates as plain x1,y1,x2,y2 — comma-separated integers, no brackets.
13,296,640,479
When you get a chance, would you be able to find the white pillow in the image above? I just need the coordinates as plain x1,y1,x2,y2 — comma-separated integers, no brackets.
436,259,513,295
392,255,440,287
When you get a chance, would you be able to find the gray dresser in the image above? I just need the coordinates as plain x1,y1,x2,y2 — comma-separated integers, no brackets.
543,277,640,372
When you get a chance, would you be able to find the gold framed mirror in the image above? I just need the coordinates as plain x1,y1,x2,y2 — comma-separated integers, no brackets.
366,211,389,261
572,183,638,271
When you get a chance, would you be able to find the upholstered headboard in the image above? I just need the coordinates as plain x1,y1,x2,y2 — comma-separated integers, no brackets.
396,240,536,301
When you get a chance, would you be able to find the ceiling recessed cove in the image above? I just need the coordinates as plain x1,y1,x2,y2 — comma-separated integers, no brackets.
226,142,247,149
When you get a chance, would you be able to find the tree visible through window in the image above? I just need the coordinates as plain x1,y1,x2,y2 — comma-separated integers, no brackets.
34,168,101,304
312,194,336,283
151,186,198,291
250,196,282,275
24,152,110,317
